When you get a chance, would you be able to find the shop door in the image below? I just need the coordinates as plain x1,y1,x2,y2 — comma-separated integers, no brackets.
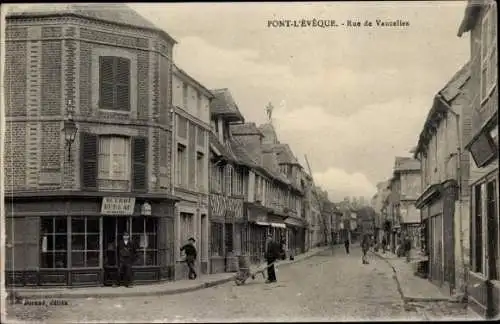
103,217,130,285
224,223,233,272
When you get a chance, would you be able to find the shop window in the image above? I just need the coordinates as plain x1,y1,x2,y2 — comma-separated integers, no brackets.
225,223,233,253
474,184,485,274
71,217,100,268
131,217,158,266
210,222,223,257
486,179,498,280
41,217,67,268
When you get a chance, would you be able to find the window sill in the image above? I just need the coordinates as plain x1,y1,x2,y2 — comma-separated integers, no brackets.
99,109,131,115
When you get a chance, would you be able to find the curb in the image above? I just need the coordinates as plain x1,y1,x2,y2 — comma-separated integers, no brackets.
12,247,329,300
370,251,458,304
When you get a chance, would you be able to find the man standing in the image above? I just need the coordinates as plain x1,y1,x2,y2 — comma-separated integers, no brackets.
403,234,412,263
180,237,197,280
118,232,136,287
344,237,350,255
265,234,280,283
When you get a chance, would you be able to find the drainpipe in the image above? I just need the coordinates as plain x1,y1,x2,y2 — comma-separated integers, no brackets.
438,94,466,300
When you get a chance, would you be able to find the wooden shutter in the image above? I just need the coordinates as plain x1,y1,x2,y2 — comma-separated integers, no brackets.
81,132,98,191
99,57,114,109
115,58,130,111
132,136,148,192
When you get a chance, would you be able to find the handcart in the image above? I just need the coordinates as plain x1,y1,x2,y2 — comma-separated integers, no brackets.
234,255,277,286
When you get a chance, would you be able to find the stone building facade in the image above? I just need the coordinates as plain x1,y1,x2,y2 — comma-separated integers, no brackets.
171,65,212,278
4,4,178,287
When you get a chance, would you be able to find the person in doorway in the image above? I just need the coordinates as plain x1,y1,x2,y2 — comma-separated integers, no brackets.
361,234,371,264
381,236,387,254
344,236,351,255
181,237,197,280
118,232,136,287
265,234,280,283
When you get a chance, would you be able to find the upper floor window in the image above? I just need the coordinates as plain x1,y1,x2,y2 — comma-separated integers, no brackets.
182,83,188,109
225,165,233,196
196,152,205,191
81,133,147,192
481,4,498,103
197,92,202,116
99,56,130,111
177,144,187,187
197,127,205,147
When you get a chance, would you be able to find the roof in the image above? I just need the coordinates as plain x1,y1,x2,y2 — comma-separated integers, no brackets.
210,89,244,122
173,65,213,99
414,62,471,158
259,123,279,144
6,3,177,43
457,0,487,37
261,143,300,165
209,132,236,161
230,123,263,137
394,157,420,172
229,138,260,168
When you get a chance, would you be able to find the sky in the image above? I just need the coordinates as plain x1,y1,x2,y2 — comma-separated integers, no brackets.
4,2,470,203
130,1,469,202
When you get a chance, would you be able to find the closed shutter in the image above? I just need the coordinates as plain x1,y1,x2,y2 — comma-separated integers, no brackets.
115,58,130,111
81,132,98,190
132,136,148,192
99,57,114,109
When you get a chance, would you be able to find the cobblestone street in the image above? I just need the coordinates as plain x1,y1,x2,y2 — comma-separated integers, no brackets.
7,247,433,323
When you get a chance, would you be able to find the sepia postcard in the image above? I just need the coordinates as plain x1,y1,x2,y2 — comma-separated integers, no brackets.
0,1,498,323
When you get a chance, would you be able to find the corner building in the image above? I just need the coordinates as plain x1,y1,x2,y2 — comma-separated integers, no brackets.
4,4,178,287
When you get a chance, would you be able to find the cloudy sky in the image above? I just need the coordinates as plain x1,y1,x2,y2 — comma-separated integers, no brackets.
130,1,469,202
4,2,470,202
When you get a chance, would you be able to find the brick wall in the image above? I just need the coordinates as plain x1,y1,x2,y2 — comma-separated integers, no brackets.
5,16,175,194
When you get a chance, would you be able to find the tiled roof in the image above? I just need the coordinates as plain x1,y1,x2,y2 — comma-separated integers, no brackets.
457,0,484,37
210,89,244,120
7,4,165,33
209,132,236,161
394,157,420,172
230,123,263,136
439,62,471,103
229,138,259,167
259,123,279,144
261,143,300,165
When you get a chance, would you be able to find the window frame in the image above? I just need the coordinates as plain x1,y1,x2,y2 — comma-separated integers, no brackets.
131,216,158,266
196,151,205,191
99,56,131,112
480,4,498,105
177,143,187,188
70,217,101,269
98,136,131,183
40,217,68,269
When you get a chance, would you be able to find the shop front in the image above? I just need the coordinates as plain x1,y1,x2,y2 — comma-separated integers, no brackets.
415,180,458,295
466,120,499,318
5,193,177,287
244,202,271,264
285,216,306,257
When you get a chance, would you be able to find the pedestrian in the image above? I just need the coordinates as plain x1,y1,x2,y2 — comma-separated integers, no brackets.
361,234,370,264
118,232,136,287
382,236,387,254
404,234,412,263
344,237,350,255
180,237,198,280
265,234,280,283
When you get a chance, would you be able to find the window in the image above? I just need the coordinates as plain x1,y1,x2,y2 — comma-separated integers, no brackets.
210,222,223,256
481,4,497,103
41,217,67,268
474,183,484,274
71,217,100,268
197,92,202,117
196,152,205,191
486,179,498,280
99,56,130,111
98,136,131,190
177,116,188,138
180,213,194,244
197,127,205,147
132,217,158,266
177,144,187,187
210,163,221,193
225,165,233,196
182,83,188,109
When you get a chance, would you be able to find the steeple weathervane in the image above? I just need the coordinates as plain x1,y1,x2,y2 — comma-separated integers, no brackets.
266,102,274,122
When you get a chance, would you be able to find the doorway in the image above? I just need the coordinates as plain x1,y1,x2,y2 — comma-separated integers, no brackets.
103,217,129,285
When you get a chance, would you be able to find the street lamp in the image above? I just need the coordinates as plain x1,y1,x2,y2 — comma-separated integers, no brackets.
62,100,78,161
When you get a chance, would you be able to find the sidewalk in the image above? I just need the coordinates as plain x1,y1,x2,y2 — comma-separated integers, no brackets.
9,246,330,300
371,250,456,303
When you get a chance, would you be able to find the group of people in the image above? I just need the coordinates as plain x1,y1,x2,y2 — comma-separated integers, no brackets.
380,233,413,263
